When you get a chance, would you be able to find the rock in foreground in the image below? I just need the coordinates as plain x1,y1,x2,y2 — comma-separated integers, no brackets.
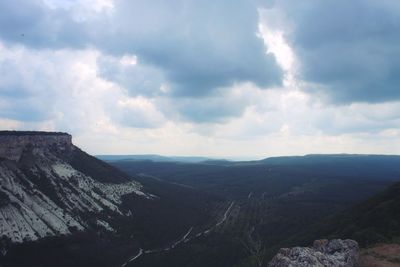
268,239,359,267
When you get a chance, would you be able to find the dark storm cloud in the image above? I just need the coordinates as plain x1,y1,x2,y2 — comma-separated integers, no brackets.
268,0,400,103
0,0,286,123
96,0,283,97
97,55,166,97
0,0,87,49
161,91,250,123
0,0,283,98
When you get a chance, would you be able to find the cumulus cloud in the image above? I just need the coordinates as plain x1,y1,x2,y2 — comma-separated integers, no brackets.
0,43,65,121
111,97,165,128
93,0,283,96
157,85,256,123
0,43,166,132
97,54,166,97
263,0,400,103
0,0,88,49
0,0,283,98
1,0,400,157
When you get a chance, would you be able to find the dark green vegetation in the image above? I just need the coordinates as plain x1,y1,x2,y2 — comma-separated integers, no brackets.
0,145,220,267
285,181,400,248
2,232,138,267
2,154,400,267
117,176,221,250
69,147,131,183
2,180,218,267
110,154,400,266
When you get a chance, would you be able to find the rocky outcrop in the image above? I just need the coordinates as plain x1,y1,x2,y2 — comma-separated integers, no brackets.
268,239,359,267
0,131,153,243
0,131,72,161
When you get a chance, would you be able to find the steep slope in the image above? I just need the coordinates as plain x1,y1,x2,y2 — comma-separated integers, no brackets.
267,180,400,267
291,181,400,247
0,131,151,243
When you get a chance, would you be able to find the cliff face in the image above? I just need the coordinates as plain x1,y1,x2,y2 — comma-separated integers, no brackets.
268,239,359,267
0,131,152,243
0,132,72,161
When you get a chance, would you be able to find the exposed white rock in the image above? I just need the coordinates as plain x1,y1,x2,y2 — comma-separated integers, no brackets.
52,163,77,178
96,220,115,232
0,132,152,243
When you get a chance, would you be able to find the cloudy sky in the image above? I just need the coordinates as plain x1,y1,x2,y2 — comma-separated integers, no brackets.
1,0,399,159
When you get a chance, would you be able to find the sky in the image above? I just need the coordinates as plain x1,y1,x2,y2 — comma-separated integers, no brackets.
0,0,399,159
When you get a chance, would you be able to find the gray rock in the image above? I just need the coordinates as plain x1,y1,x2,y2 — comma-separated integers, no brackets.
268,239,359,267
0,133,72,161
0,132,150,243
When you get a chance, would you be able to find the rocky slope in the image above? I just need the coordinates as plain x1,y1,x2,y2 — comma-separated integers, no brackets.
360,244,400,267
268,239,359,267
0,131,152,243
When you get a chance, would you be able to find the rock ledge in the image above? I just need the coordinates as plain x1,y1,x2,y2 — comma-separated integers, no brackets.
0,131,72,161
268,239,359,267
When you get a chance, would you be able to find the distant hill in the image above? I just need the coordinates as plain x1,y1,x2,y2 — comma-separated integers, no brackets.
261,154,400,165
96,154,221,163
99,153,400,168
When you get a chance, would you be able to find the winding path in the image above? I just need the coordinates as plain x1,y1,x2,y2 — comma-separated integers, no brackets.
120,227,194,266
121,248,143,267
121,201,235,266
216,201,235,227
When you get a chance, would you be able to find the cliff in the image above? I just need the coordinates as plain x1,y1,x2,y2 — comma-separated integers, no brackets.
0,131,72,161
0,131,152,243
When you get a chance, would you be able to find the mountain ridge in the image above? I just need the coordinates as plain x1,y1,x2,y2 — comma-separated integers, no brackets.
96,154,220,163
0,131,151,244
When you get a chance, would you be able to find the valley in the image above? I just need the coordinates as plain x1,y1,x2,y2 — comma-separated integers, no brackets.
1,133,400,267
109,155,400,266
